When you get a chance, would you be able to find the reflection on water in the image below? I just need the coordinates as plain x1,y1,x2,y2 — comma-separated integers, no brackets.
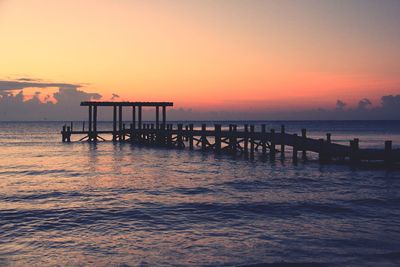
0,122,400,266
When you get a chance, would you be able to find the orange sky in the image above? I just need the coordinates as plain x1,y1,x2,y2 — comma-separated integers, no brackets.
1,0,399,111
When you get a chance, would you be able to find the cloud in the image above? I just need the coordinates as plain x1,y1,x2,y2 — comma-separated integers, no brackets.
0,79,102,120
0,79,81,91
111,93,120,100
381,95,400,111
357,98,372,110
335,100,347,110
53,87,101,106
16,78,38,82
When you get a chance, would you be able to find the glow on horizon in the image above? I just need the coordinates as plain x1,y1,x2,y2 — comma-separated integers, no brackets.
1,0,399,111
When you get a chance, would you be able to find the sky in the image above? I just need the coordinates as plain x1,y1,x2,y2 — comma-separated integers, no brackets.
1,0,400,120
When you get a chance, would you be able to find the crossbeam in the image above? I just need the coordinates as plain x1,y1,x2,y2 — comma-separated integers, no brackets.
81,101,173,107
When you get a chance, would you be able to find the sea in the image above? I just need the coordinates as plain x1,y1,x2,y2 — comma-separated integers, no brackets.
0,121,400,267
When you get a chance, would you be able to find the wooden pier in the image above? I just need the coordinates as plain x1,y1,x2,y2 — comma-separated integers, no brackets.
61,101,400,166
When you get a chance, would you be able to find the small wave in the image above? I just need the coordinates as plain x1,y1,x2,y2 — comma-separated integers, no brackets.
371,251,400,259
0,191,88,202
174,187,215,195
0,169,83,177
0,200,353,233
239,262,328,267
219,180,271,191
346,197,400,207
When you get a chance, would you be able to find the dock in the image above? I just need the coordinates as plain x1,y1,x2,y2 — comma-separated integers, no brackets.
61,101,400,165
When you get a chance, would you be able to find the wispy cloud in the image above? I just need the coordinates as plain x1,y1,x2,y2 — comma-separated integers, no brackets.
0,79,81,91
111,93,120,100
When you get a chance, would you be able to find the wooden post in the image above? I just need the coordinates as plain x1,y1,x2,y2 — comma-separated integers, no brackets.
93,105,97,140
228,124,233,152
201,124,207,151
148,124,152,142
232,124,237,155
177,124,184,148
156,106,160,129
150,124,155,143
385,140,392,165
130,123,134,143
185,125,189,141
350,138,359,164
62,125,66,142
261,124,266,155
70,122,73,132
88,105,92,133
138,106,142,130
250,125,255,159
118,105,123,141
113,105,117,141
280,125,285,160
189,124,194,150
318,138,326,163
270,129,276,161
326,133,331,143
132,106,136,129
118,105,122,131
160,123,166,146
354,138,359,161
326,134,332,161
301,128,307,160
293,134,298,163
66,126,71,142
214,124,221,153
167,124,173,147
162,106,166,126
142,123,145,142
244,124,249,156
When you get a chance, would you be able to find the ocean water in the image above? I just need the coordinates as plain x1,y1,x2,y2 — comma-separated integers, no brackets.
0,121,400,266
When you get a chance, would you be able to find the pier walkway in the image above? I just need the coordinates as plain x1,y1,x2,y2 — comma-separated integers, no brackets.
61,101,400,165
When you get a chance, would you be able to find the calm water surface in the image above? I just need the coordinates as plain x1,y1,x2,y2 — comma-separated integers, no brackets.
0,121,400,266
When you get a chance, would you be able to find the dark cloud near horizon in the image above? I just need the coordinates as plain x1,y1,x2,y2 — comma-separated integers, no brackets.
1,92,400,121
0,79,101,120
335,100,347,110
168,95,400,121
357,98,372,110
0,78,399,120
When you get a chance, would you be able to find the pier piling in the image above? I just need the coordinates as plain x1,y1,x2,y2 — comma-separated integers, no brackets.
250,125,255,159
293,134,298,163
280,125,285,160
301,128,307,160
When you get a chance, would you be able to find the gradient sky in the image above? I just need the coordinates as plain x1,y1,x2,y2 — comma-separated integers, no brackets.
1,0,399,111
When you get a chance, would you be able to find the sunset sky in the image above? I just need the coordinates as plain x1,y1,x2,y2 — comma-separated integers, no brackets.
1,0,400,112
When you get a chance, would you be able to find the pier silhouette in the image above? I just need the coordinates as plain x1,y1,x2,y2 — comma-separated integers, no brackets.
61,101,400,166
